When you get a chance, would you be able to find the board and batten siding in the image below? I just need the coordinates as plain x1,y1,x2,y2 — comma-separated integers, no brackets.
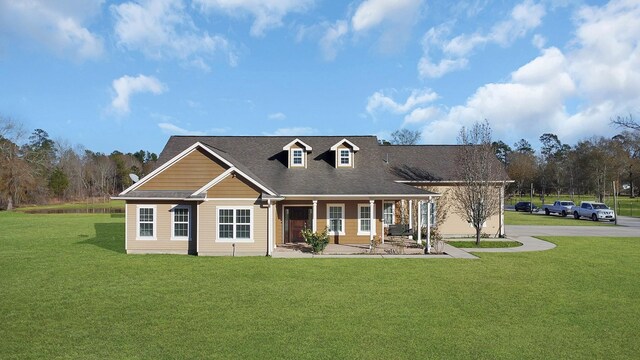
138,148,228,191
126,201,196,254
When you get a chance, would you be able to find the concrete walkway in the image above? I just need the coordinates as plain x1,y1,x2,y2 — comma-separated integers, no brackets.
456,236,556,253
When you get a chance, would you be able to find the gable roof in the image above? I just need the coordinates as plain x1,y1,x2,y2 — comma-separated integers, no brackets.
156,136,433,196
330,138,360,151
282,138,312,151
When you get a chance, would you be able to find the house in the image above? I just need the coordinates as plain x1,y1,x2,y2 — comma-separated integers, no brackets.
115,136,509,256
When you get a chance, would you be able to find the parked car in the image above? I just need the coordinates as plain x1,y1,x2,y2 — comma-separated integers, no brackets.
514,201,538,212
572,202,616,221
542,200,576,217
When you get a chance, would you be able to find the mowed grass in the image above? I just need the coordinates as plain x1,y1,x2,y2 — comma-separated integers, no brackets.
1,212,639,359
16,199,125,212
505,210,615,226
447,240,522,248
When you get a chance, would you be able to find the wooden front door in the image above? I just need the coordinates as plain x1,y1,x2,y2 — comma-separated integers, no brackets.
286,207,311,243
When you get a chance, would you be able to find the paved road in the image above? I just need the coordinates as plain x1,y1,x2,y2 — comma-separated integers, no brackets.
507,215,640,237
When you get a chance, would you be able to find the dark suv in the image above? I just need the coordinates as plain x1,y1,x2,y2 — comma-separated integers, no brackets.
514,201,538,212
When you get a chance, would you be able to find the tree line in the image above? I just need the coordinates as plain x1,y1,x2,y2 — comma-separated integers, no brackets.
0,116,157,210
497,129,640,202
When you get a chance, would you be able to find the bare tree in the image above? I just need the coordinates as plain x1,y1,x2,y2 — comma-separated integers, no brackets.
612,114,640,131
390,129,421,145
450,121,502,245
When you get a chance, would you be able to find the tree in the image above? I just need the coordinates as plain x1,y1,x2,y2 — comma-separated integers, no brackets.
611,114,640,131
513,139,534,154
0,116,34,210
48,167,69,198
492,140,511,165
450,120,502,245
390,129,421,145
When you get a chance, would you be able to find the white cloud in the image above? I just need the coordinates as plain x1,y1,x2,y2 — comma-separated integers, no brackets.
268,112,287,120
403,106,440,126
0,0,104,60
419,0,545,78
351,0,422,32
263,127,317,136
366,88,438,115
158,122,206,135
420,0,640,146
111,75,168,115
112,0,236,71
319,20,348,61
194,0,313,37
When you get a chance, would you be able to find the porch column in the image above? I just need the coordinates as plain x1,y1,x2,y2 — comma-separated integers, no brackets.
312,200,317,232
408,200,413,230
416,200,422,245
426,198,432,254
369,200,375,244
499,183,505,237
267,200,273,256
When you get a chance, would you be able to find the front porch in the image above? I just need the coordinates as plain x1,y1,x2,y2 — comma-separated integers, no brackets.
274,238,427,256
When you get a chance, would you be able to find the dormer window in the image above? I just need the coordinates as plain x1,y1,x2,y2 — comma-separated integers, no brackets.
282,138,312,169
292,149,304,166
339,149,351,166
330,138,359,168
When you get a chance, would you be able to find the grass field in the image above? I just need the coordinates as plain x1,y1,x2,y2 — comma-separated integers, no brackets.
15,199,125,212
446,240,522,248
508,194,640,217
504,210,616,226
1,212,639,359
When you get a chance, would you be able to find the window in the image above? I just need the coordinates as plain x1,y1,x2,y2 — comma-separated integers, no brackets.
171,206,190,240
339,149,351,166
137,205,156,240
292,149,304,166
217,207,253,242
358,204,376,235
420,202,437,226
327,204,344,235
383,202,394,225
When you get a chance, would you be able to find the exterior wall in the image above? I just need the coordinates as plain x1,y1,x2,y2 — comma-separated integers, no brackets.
206,174,261,199
287,144,307,168
335,145,355,168
276,199,383,245
198,199,268,256
126,200,197,254
138,148,228,191
398,184,503,238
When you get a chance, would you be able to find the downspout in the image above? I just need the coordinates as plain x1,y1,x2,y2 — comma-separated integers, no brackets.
267,199,273,256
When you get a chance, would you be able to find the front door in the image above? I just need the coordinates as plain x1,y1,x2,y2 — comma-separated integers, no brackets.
285,207,312,243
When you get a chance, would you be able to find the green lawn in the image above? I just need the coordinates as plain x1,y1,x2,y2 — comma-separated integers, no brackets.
505,210,615,226
1,212,639,359
447,240,522,248
15,199,125,212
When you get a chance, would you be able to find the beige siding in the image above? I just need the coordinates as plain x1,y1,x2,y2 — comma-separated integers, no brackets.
276,200,382,244
206,173,261,199
394,184,503,238
198,199,268,256
138,148,228,191
126,201,195,254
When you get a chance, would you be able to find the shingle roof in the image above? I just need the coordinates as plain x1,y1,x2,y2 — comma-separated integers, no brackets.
157,136,432,196
153,136,510,197
381,145,510,182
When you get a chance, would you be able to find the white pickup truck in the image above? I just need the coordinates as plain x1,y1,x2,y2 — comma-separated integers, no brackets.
542,200,576,217
572,202,616,222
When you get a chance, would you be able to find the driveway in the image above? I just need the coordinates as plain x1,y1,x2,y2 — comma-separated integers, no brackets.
507,215,640,237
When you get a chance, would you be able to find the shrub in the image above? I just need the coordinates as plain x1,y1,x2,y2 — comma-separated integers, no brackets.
301,228,329,254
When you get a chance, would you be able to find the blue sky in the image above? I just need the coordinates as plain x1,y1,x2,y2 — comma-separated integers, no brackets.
1,0,638,154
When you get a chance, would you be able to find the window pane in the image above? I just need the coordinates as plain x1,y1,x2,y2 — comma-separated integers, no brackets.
219,224,233,238
330,219,341,232
383,203,393,225
140,223,153,237
236,209,250,224
340,150,350,164
219,209,233,224
140,208,153,222
361,219,370,231
236,224,250,239
174,223,188,237
174,208,188,222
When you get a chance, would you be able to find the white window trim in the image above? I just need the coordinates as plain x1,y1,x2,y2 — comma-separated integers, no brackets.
383,201,395,226
136,205,157,241
170,205,191,241
357,204,376,236
291,148,304,167
216,206,254,243
338,148,352,167
327,203,345,236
